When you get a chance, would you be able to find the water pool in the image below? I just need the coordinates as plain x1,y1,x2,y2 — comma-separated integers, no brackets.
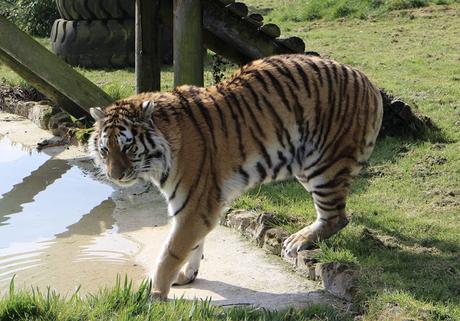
0,136,168,295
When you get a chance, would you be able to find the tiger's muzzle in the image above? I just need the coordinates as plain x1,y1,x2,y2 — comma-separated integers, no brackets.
106,147,134,183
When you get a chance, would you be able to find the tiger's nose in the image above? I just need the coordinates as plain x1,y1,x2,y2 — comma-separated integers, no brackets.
110,171,124,180
108,166,125,180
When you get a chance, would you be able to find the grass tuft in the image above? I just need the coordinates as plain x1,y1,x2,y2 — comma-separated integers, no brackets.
0,277,348,321
316,242,359,265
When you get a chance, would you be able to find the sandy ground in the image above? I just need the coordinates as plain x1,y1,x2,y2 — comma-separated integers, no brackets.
0,112,343,310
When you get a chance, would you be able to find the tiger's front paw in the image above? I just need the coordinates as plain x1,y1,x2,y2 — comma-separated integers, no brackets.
173,267,199,286
150,289,168,301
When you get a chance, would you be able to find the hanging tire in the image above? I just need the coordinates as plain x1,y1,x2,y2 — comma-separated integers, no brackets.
55,0,134,20
50,19,173,68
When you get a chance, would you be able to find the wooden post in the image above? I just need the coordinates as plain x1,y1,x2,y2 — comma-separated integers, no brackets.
0,17,113,119
174,0,204,87
135,0,161,93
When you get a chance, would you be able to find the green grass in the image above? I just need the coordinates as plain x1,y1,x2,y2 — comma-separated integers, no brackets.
0,277,346,321
235,2,460,319
247,0,459,22
1,2,459,320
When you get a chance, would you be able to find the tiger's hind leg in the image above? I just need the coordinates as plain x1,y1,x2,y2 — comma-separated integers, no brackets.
173,240,205,286
283,169,353,258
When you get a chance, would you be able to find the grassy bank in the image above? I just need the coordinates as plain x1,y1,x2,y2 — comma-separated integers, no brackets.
0,278,345,321
236,2,460,320
1,2,459,320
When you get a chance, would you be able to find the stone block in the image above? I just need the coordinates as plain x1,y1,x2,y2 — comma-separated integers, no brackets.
316,262,358,302
28,103,57,130
263,227,288,255
49,112,72,136
295,249,321,280
224,210,259,239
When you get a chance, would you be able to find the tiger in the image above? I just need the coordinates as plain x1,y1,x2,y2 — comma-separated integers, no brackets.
89,54,383,299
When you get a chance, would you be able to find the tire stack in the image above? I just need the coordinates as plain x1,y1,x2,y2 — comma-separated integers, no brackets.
51,0,173,69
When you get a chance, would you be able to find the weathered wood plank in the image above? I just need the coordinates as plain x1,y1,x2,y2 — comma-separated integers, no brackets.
0,17,113,119
135,0,161,93
174,0,204,86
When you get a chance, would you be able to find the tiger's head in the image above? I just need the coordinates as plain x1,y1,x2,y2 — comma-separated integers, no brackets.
89,100,171,186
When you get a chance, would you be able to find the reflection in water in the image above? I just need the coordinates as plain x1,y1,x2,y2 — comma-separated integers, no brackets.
0,136,165,295
0,137,51,205
0,167,113,247
0,159,71,227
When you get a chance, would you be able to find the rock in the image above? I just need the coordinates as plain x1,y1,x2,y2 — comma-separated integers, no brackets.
295,249,321,280
224,211,360,302
263,228,288,255
224,210,258,237
224,211,278,247
28,103,57,130
317,262,358,302
37,136,68,150
11,101,35,118
380,89,437,138
49,112,73,136
253,212,276,245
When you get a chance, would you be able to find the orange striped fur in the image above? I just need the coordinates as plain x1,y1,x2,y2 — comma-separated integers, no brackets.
89,54,383,299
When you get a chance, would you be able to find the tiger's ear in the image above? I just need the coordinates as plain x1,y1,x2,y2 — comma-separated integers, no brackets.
142,100,155,119
90,107,105,121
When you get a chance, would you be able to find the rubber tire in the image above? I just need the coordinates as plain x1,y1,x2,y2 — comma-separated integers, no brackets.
50,19,134,68
51,19,173,68
56,0,134,20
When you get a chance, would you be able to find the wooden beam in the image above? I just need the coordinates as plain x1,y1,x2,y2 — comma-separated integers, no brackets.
135,0,161,93
173,0,204,87
0,17,113,119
